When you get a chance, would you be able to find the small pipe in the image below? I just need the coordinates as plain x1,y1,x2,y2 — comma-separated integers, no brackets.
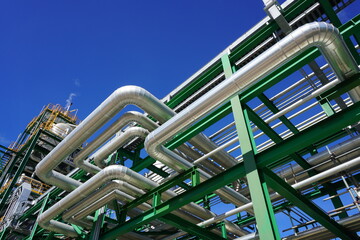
165,155,360,239
146,22,359,179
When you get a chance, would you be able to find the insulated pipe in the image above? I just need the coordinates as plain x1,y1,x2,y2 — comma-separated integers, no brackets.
36,85,242,199
145,22,359,180
37,165,248,237
35,86,173,191
73,111,157,174
63,180,204,228
275,135,360,186
92,127,149,168
284,213,360,240
163,155,360,240
76,111,223,175
65,189,228,238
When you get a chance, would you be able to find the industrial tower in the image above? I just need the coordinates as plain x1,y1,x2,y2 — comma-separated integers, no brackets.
1,0,360,239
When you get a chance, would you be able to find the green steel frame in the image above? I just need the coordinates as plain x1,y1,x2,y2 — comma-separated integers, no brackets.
0,1,359,239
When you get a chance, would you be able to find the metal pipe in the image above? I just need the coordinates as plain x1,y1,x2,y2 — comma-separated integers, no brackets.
92,127,149,168
284,213,360,239
63,180,205,228
36,85,243,204
37,165,248,237
73,111,157,174
145,22,359,197
163,154,360,240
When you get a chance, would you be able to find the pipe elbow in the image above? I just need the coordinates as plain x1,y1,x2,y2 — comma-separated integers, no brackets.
35,164,51,184
144,132,159,159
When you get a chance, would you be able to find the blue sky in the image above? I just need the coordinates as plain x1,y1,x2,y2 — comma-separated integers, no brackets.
0,0,268,146
1,1,360,237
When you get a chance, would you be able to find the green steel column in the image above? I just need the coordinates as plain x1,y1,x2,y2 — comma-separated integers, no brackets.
262,168,359,240
0,130,41,212
160,214,227,240
221,54,280,240
89,207,106,240
318,0,360,63
26,192,50,240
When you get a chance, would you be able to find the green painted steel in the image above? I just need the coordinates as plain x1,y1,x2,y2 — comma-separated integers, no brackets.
223,52,280,239
231,95,280,240
257,93,299,134
256,101,360,169
102,99,360,239
160,213,227,240
262,168,359,240
3,4,360,240
25,193,50,240
0,130,41,212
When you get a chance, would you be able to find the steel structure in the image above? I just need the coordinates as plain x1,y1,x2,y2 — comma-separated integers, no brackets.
1,0,360,239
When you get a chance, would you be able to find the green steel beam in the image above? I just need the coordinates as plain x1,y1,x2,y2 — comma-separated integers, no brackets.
0,130,41,212
223,52,280,239
257,93,299,134
262,168,359,240
131,156,155,172
244,104,318,172
318,0,360,63
122,167,198,211
235,173,358,226
166,0,320,109
256,101,360,169
160,213,227,240
320,73,360,101
231,95,280,240
164,15,360,161
317,97,335,116
25,193,50,240
101,100,360,240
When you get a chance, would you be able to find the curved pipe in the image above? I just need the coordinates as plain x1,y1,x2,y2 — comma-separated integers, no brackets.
35,86,245,208
63,182,228,238
76,111,225,175
145,22,359,179
63,180,202,228
37,165,248,237
73,111,158,174
163,154,360,240
92,127,149,168
35,86,174,191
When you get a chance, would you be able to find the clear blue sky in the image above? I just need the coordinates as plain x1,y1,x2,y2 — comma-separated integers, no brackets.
0,0,267,145
0,0,359,147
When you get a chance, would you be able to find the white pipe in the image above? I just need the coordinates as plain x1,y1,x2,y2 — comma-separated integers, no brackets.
37,165,248,237
145,21,359,190
164,155,360,240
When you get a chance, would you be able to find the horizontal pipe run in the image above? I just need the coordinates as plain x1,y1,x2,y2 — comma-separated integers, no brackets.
145,24,359,222
38,165,248,237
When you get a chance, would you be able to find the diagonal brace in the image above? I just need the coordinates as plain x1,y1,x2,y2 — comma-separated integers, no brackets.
262,168,359,240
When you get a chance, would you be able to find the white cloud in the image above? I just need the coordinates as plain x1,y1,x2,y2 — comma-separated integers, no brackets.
74,78,81,87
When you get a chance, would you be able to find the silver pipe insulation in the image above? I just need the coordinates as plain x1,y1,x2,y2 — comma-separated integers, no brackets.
66,189,230,238
36,85,250,209
38,165,248,237
282,214,360,239
145,21,359,197
92,127,149,168
275,135,360,186
62,180,205,229
163,154,360,240
35,86,174,191
75,111,224,176
73,111,157,174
